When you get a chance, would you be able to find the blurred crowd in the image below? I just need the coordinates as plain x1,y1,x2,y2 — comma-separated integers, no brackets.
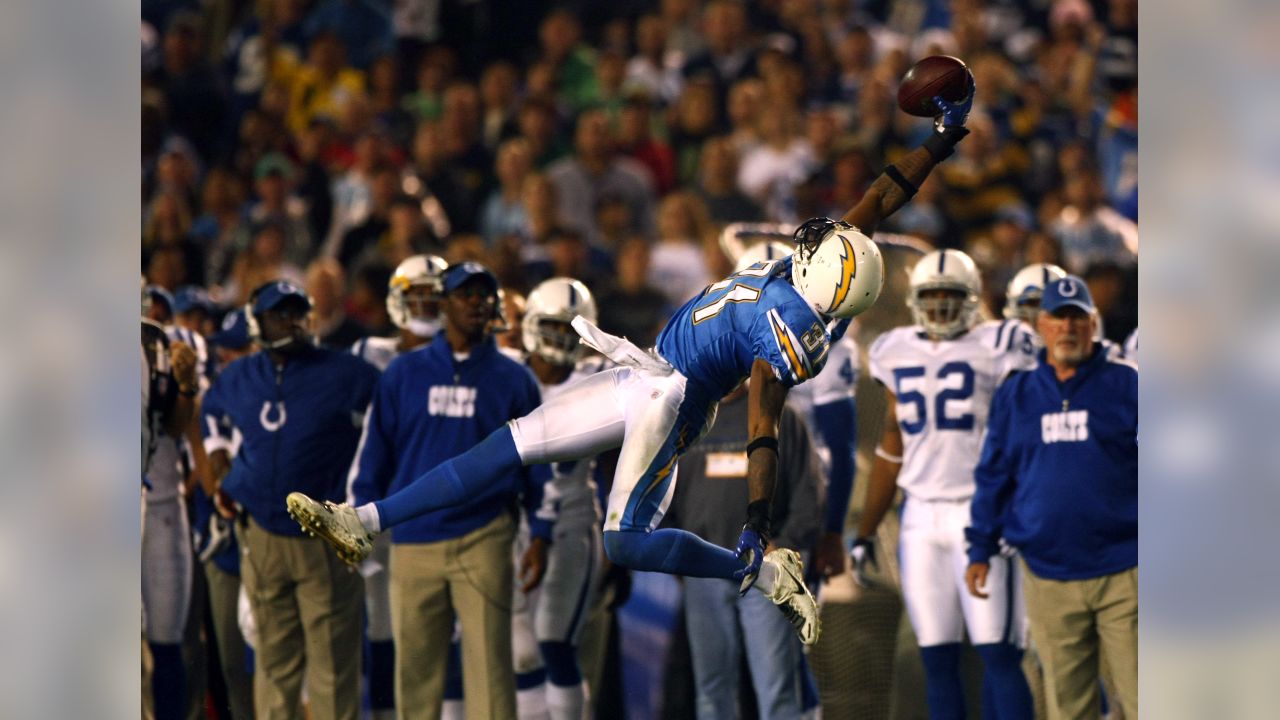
142,0,1138,349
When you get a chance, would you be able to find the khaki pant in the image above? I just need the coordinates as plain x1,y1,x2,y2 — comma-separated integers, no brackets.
1023,562,1137,720
204,561,255,720
239,517,364,720
390,512,517,720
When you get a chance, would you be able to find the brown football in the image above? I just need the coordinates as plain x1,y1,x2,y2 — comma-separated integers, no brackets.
897,55,972,117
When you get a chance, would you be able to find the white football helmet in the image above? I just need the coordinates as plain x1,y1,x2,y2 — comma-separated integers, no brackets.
734,241,793,273
387,254,448,338
907,249,982,338
791,219,884,320
523,277,597,365
1003,263,1067,324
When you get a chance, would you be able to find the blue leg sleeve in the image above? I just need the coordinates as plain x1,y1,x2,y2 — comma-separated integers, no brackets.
539,640,582,686
974,643,1032,720
443,639,464,700
148,642,186,720
919,643,966,720
376,427,523,529
368,639,395,711
602,528,743,579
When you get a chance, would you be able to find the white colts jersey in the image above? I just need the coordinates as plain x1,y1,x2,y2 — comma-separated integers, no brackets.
786,333,859,470
351,335,407,372
869,320,1036,501
536,356,612,530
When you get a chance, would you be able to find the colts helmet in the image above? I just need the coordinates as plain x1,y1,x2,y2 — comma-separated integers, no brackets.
734,241,793,273
1004,263,1067,324
522,278,597,366
907,249,982,338
387,254,449,338
790,217,884,319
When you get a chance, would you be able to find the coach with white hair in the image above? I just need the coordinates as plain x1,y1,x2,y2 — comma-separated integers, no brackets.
964,275,1137,719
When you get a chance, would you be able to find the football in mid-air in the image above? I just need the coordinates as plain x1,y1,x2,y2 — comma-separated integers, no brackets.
897,55,972,117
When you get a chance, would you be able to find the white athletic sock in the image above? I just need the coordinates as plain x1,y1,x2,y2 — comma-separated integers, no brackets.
546,682,585,720
516,685,549,720
355,503,381,532
441,699,465,720
753,559,781,597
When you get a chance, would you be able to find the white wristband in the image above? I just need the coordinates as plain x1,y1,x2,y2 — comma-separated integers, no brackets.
874,445,903,464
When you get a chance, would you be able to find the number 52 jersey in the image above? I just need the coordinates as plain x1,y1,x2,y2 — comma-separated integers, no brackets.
869,319,1037,501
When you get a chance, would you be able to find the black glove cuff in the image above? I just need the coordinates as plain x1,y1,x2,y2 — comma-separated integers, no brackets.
852,536,875,550
922,126,970,162
745,499,772,539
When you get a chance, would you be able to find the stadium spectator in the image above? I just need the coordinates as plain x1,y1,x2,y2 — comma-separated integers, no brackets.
693,136,764,224
403,45,458,123
738,108,816,224
648,191,713,309
626,13,682,105
547,108,657,246
335,163,401,269
1049,168,1138,275
966,276,1138,719
303,0,393,71
668,78,722,187
478,61,521,151
403,120,475,237
306,258,368,349
244,153,314,267
595,237,670,347
617,95,678,197
284,32,366,136
148,10,227,163
681,0,758,120
537,9,598,113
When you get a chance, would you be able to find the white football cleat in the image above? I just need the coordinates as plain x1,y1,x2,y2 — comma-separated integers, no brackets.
763,548,821,646
286,492,375,566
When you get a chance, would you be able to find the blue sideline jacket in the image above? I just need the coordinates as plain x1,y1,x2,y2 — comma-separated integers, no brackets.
967,343,1138,580
348,334,553,544
202,345,379,535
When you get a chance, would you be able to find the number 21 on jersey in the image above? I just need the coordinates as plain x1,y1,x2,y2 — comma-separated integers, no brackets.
892,362,975,434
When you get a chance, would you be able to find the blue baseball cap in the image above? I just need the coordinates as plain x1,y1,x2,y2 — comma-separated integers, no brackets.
442,262,499,294
144,285,175,315
250,280,312,314
211,309,251,349
1041,275,1095,315
173,285,214,315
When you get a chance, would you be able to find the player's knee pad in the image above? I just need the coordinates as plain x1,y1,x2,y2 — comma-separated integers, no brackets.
602,529,640,566
538,640,581,686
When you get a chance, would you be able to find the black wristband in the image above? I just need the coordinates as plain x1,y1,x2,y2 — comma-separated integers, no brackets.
921,126,971,162
746,436,779,456
745,499,772,538
884,165,918,199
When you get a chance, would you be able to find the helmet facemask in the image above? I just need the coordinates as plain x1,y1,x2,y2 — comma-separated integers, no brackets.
909,286,977,339
529,318,580,366
402,284,443,338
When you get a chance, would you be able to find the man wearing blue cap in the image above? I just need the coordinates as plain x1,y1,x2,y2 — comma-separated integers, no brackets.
964,275,1138,719
194,307,256,720
342,262,553,720
201,280,379,720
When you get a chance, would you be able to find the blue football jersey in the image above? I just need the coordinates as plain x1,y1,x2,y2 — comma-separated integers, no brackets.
656,257,846,400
